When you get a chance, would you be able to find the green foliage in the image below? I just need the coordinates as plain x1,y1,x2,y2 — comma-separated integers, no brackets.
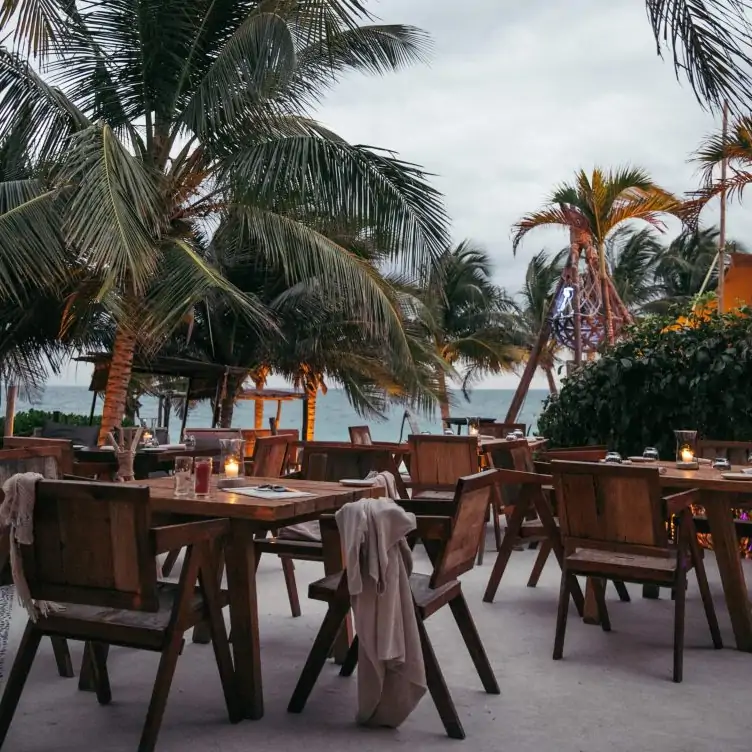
538,308,752,457
0,408,133,436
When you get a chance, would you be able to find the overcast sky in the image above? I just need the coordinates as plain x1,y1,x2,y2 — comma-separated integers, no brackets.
53,0,744,389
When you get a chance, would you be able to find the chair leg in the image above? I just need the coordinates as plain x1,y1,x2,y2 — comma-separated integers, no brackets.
673,564,687,683
689,528,723,649
476,511,486,566
78,642,110,693
416,613,465,740
447,593,499,694
281,558,302,617
339,634,359,677
553,567,570,660
592,579,611,632
87,642,112,705
198,545,242,723
0,622,42,745
139,632,185,752
50,636,74,678
288,600,350,713
527,539,552,588
492,502,502,552
613,581,631,602
161,549,182,578
483,501,527,603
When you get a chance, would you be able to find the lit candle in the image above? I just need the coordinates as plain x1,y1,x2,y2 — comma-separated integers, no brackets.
469,424,479,436
142,431,152,444
681,446,694,463
224,458,240,478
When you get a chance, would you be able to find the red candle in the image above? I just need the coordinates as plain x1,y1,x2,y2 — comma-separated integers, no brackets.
194,458,211,496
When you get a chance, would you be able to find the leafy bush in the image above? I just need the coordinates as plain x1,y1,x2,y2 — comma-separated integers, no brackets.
538,308,752,458
0,409,133,437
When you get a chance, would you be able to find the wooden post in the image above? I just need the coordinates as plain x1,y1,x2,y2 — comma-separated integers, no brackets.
180,377,193,441
301,398,309,441
505,254,573,423
268,417,278,435
4,384,17,437
571,249,583,365
88,391,98,425
718,100,729,311
275,399,282,427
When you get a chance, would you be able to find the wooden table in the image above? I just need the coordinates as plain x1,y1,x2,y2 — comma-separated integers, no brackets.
135,475,381,719
582,462,752,651
75,446,219,479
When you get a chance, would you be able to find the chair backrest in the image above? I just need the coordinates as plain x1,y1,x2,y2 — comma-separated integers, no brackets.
348,426,373,446
542,446,607,462
0,446,63,484
41,421,99,447
481,422,526,439
697,439,752,465
184,428,241,452
551,460,668,554
251,435,290,478
482,439,534,510
408,434,479,493
430,470,497,588
3,437,74,475
22,480,159,611
299,443,408,496
240,429,272,458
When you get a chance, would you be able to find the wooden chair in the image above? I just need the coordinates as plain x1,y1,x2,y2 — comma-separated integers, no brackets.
348,425,373,445
239,429,272,459
287,471,500,739
407,434,479,497
0,480,239,751
697,439,752,465
245,433,291,476
255,442,408,618
550,461,722,682
40,421,99,446
0,446,76,678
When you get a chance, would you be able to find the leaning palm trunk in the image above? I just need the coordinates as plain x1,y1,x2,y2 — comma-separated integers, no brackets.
543,365,558,395
219,374,243,428
436,366,451,421
98,328,137,445
252,370,269,430
598,242,615,345
304,387,318,440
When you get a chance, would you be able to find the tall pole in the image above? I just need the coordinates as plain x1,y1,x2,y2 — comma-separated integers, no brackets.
718,100,729,311
4,384,18,437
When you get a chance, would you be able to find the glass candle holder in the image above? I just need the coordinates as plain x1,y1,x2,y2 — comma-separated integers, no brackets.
220,438,245,478
173,456,193,497
194,457,212,497
674,429,698,469
468,418,479,437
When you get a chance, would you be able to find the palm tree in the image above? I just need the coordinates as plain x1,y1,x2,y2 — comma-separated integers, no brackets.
417,241,522,420
516,249,567,394
605,227,664,311
512,167,681,344
0,1,449,444
645,1,752,113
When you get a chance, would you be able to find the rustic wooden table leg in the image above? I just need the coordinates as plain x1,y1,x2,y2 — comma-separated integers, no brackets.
225,519,264,719
583,579,602,625
321,517,352,664
704,492,752,651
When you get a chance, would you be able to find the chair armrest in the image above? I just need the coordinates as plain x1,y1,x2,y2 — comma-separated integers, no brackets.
152,519,229,554
533,460,552,474
396,498,455,517
494,468,553,485
414,516,453,541
663,489,700,516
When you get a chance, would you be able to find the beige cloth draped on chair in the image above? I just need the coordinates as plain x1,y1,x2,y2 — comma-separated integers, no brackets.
335,497,426,728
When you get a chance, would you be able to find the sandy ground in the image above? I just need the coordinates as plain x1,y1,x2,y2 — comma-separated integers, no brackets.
2,533,751,752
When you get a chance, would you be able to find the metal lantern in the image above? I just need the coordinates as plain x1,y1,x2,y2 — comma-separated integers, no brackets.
220,438,245,478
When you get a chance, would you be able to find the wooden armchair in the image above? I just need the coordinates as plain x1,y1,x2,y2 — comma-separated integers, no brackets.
550,461,722,682
0,480,239,751
407,434,479,497
479,422,527,439
539,445,607,462
287,471,500,739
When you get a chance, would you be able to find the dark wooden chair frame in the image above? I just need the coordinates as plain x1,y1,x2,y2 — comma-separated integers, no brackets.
550,461,723,682
287,471,501,740
0,480,240,752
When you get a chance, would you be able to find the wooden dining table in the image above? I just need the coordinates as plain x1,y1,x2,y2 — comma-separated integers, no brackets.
132,475,381,720
581,461,752,651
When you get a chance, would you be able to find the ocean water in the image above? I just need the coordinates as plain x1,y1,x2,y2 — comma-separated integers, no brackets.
14,386,550,442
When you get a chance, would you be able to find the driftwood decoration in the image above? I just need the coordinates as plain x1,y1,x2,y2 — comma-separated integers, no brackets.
107,426,144,482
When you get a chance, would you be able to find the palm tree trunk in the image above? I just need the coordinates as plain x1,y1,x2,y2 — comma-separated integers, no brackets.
303,379,318,441
219,374,242,428
98,327,137,445
436,367,451,421
599,241,615,344
252,370,268,429
543,366,558,395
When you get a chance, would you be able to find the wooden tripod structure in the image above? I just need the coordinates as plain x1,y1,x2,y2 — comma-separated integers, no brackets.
506,243,633,423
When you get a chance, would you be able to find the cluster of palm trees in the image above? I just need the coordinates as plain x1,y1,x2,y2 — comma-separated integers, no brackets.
0,0,751,436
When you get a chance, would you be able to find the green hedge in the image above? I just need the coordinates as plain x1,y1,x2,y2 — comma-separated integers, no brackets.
538,308,752,458
0,409,133,437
